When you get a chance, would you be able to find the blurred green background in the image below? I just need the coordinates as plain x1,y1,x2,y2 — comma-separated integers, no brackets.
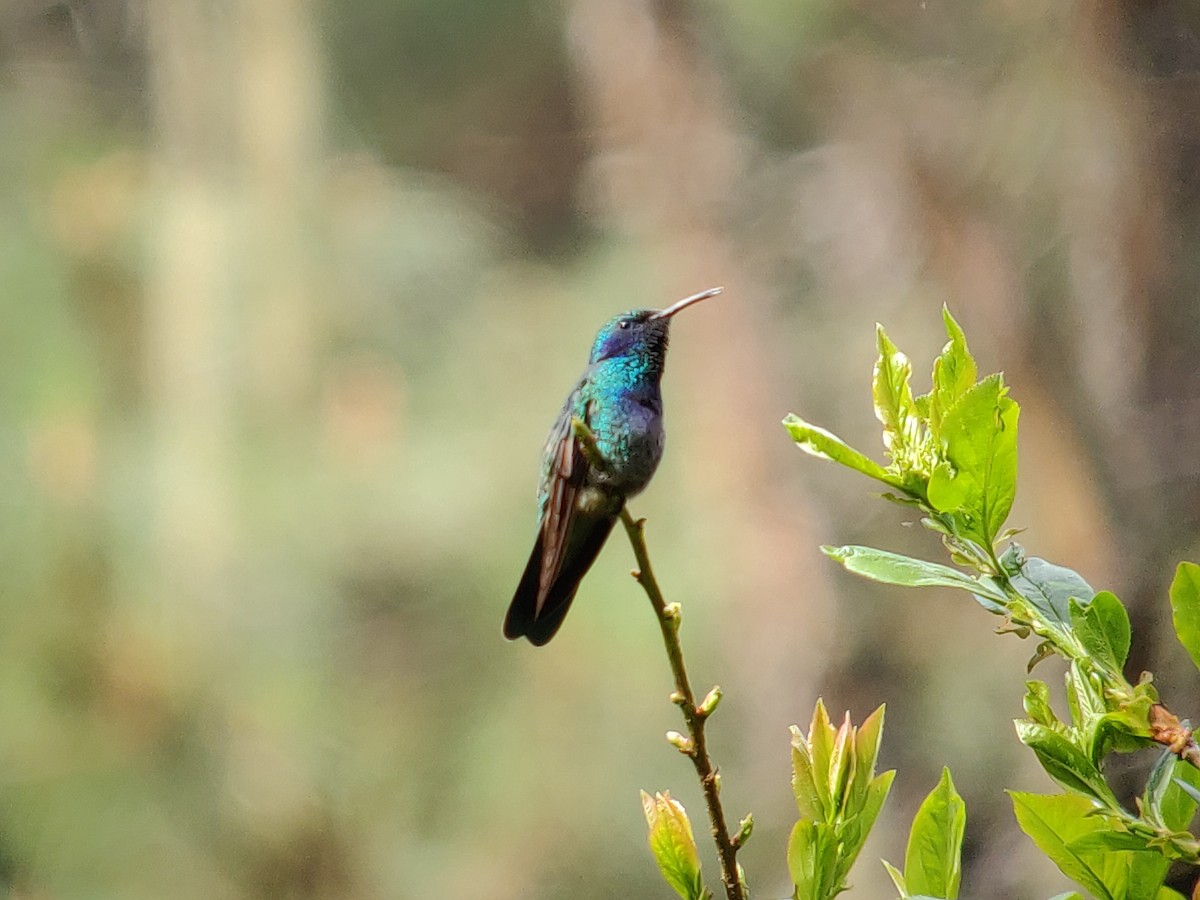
3,1,1200,897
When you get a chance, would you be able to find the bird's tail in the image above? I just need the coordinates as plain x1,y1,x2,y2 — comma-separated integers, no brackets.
503,514,618,646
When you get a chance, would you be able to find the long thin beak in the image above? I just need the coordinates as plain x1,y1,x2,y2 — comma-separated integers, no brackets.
649,286,723,321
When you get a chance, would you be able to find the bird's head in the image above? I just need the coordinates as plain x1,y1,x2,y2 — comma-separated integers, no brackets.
588,287,721,364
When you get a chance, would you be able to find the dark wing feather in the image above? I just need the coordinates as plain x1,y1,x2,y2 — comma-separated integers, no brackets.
506,513,617,645
535,404,587,619
504,392,617,645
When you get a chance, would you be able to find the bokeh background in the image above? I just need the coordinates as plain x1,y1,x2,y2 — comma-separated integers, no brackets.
4,1,1200,897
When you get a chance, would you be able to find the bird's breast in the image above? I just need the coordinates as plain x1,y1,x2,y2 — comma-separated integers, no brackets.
589,393,664,496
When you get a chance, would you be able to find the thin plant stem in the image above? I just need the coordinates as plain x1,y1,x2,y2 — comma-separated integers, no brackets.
618,506,745,900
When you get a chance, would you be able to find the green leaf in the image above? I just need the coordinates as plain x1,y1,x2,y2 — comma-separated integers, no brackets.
1012,793,1171,900
1144,749,1177,828
873,325,920,464
1010,792,1116,900
1174,777,1200,806
822,545,1008,606
828,712,854,811
788,820,838,900
849,705,885,812
1160,761,1200,832
933,374,1019,546
1007,552,1094,630
641,791,705,900
882,859,909,898
808,700,836,818
791,738,824,821
837,769,895,880
1022,680,1059,728
1070,591,1131,673
927,306,977,440
1014,721,1114,803
904,768,965,900
1169,562,1200,672
783,415,902,488
1067,831,1152,853
1046,894,1086,900
927,460,971,514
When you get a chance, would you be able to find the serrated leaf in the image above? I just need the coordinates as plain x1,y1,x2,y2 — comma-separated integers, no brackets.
1010,792,1116,900
904,767,965,899
822,545,1008,606
641,791,705,900
873,325,920,463
928,306,978,440
935,374,1019,547
1169,562,1200,672
1070,591,1131,674
783,415,903,488
1009,555,1095,630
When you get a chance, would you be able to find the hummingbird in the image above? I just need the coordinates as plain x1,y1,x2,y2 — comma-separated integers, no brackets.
504,286,722,646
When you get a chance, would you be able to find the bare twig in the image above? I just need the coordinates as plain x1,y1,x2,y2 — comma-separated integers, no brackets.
569,417,746,897
618,507,746,900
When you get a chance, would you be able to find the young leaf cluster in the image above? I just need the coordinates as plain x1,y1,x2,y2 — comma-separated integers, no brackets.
787,700,894,900
785,309,1200,897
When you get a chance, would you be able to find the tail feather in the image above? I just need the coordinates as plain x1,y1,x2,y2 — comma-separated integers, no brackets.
504,514,618,646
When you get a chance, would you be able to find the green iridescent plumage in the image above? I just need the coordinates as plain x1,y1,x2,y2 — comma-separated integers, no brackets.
504,287,721,645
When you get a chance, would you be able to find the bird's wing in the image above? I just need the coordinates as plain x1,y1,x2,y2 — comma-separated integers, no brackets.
534,394,591,619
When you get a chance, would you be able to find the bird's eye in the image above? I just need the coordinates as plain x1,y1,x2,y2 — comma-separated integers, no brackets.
618,320,630,330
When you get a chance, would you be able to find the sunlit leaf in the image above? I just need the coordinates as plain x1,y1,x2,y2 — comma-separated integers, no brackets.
822,545,1008,607
849,705,885,812
904,768,965,900
641,790,705,900
791,738,824,821
927,306,977,440
837,769,895,881
1010,792,1116,900
788,819,838,900
783,415,902,487
873,324,920,463
935,374,1019,546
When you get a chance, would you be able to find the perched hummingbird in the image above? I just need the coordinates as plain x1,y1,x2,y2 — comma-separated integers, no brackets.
504,286,722,646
